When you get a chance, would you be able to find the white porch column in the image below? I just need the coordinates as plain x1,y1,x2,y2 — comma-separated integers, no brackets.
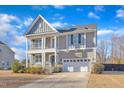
44,37,46,49
26,38,28,68
44,53,46,67
42,37,44,49
29,54,32,67
42,53,44,67
42,53,45,67
55,52,57,67
54,36,57,49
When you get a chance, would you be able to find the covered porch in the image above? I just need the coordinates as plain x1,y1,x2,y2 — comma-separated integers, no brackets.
26,52,58,68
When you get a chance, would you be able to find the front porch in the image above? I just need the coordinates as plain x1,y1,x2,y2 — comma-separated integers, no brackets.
26,52,57,68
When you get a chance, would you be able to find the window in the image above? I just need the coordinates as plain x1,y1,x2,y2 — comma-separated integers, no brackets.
64,60,66,62
34,54,42,63
51,38,55,48
88,59,90,61
7,62,9,66
78,34,81,44
32,39,42,49
73,60,76,62
71,34,73,45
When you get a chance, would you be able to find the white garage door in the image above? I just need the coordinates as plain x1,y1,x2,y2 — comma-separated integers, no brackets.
63,58,90,72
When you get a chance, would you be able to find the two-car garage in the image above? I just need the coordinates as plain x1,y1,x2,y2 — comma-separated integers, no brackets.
62,58,90,72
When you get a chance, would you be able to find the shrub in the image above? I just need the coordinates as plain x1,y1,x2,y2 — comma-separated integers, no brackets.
28,67,43,74
53,67,62,73
91,63,104,74
18,68,27,73
12,61,22,73
41,68,53,75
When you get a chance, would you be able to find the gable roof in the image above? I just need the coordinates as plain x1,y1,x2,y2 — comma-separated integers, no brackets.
56,24,97,33
0,41,6,45
25,15,58,35
0,41,14,53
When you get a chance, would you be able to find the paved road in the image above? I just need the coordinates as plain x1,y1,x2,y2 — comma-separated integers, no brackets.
19,72,90,88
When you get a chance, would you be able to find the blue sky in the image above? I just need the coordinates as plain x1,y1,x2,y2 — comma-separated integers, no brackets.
0,5,124,60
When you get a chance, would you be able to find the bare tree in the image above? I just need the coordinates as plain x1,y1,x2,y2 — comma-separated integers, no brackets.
97,40,110,63
111,34,124,64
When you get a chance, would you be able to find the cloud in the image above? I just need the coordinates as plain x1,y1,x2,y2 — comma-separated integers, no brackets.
76,8,83,12
98,28,124,36
0,14,19,23
88,12,100,19
24,17,33,26
51,21,68,28
32,5,49,10
0,13,27,60
53,5,65,9
11,47,25,60
98,29,114,36
94,6,105,12
116,9,124,19
52,13,65,20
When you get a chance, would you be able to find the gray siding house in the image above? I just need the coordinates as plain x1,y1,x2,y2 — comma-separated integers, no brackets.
25,15,97,72
0,41,14,69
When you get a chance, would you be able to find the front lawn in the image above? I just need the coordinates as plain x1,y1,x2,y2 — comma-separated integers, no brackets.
0,70,47,88
87,72,124,88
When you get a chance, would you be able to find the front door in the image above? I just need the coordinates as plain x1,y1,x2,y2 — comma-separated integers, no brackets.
50,55,55,67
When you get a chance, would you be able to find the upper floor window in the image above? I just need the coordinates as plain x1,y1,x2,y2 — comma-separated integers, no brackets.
78,33,81,44
32,39,42,49
71,34,73,45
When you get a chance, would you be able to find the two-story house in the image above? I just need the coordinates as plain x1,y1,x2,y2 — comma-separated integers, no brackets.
25,15,97,72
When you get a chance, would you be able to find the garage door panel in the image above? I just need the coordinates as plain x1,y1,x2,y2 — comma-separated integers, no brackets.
63,61,89,72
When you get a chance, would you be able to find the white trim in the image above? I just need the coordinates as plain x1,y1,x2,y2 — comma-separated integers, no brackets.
25,15,58,35
26,38,28,68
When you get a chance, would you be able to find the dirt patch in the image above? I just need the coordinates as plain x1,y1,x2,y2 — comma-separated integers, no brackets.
87,73,124,88
0,70,47,88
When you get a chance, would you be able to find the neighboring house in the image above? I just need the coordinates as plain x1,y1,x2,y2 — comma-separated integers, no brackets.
25,15,97,72
0,41,14,70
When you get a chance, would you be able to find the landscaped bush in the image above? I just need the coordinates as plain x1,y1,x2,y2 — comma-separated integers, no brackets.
53,67,62,73
28,67,43,74
18,68,27,73
12,61,22,73
91,63,104,74
53,63,63,73
42,68,53,75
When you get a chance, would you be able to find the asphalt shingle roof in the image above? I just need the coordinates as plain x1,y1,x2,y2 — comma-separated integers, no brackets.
56,25,89,33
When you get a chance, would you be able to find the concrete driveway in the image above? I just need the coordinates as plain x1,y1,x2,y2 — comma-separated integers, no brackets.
19,72,90,88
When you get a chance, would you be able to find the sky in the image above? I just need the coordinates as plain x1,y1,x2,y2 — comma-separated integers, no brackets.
0,5,124,60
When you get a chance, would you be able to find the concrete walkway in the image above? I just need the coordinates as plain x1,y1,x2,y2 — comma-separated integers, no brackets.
19,72,90,88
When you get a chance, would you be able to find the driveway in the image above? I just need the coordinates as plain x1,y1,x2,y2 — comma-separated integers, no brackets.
19,72,90,88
